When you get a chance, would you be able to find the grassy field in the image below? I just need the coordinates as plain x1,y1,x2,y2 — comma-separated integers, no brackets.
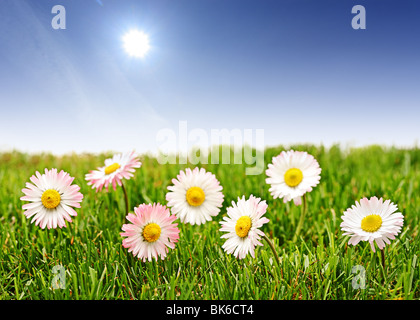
0,145,419,300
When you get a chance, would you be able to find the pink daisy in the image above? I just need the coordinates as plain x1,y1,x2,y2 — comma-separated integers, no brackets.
20,168,83,229
121,203,180,262
85,151,141,192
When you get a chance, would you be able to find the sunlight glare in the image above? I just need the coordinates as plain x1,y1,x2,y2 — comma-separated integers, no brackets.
122,29,150,58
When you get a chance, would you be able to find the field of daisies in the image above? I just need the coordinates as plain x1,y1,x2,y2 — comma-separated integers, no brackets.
1,145,419,300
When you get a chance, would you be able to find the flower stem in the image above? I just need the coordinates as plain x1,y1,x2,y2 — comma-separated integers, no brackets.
293,194,307,243
380,248,386,272
121,182,129,216
262,234,281,269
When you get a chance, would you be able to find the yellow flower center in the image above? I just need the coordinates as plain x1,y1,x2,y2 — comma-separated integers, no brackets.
284,168,303,187
41,189,61,209
361,214,382,233
235,216,252,238
104,162,120,175
142,223,161,243
186,187,205,207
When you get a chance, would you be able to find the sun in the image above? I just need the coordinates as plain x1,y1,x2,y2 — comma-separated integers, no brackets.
122,30,150,58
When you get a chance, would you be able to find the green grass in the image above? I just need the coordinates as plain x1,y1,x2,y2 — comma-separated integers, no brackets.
0,144,419,300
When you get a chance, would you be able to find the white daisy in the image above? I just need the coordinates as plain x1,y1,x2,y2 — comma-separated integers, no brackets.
85,151,141,192
20,168,83,229
166,167,224,225
266,150,321,205
340,196,404,252
219,195,270,259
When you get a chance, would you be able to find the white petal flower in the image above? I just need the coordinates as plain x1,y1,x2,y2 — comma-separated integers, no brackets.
166,167,224,225
85,151,141,192
20,168,83,229
266,150,321,205
219,195,270,259
340,196,404,252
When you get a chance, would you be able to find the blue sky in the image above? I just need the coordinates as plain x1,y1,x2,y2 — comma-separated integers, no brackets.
0,0,419,154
